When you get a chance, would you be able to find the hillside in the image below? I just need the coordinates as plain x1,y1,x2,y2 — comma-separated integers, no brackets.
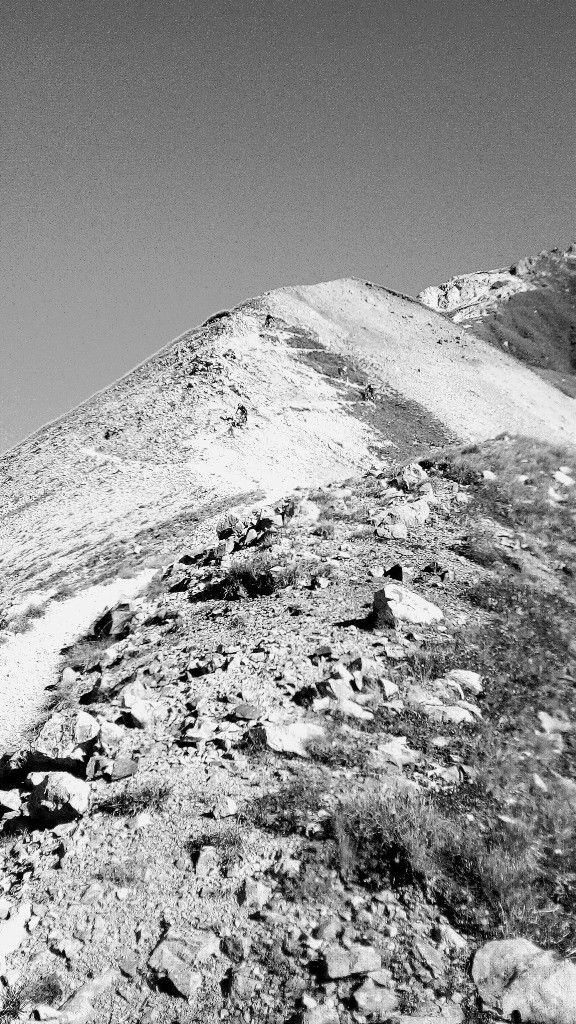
418,246,576,397
1,436,576,1024
2,273,576,1024
2,278,574,620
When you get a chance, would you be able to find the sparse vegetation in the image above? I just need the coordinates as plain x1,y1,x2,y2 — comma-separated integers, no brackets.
96,779,172,816
205,552,301,600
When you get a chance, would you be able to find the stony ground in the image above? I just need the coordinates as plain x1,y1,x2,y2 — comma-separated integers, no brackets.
1,436,576,1023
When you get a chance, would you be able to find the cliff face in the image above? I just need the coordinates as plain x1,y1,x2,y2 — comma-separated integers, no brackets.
418,246,576,395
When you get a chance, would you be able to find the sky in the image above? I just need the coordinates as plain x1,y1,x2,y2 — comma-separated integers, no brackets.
1,0,575,453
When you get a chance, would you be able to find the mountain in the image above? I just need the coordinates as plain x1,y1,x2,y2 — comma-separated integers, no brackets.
2,277,574,620
418,245,576,397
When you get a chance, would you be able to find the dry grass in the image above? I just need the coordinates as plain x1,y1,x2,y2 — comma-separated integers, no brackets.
96,779,172,816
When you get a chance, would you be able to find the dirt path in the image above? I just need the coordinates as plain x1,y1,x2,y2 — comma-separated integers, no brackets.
0,568,155,755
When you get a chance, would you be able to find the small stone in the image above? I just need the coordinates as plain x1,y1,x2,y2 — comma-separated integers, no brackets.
0,790,21,813
194,846,218,876
238,878,271,910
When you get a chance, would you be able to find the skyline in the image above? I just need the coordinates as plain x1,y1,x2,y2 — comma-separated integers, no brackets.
2,0,575,452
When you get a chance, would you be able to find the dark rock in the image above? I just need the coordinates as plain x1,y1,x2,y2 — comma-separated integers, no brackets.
92,603,134,640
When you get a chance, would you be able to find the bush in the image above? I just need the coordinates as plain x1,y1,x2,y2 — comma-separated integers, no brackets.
214,553,300,600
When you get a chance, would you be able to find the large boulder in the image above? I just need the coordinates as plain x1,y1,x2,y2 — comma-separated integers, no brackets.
29,771,90,825
472,938,576,1023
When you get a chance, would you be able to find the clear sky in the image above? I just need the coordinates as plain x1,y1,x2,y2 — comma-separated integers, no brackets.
1,0,575,453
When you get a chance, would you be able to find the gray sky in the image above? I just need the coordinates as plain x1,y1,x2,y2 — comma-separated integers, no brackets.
1,0,575,453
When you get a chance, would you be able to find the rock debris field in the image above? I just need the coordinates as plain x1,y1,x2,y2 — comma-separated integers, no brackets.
1,436,576,1024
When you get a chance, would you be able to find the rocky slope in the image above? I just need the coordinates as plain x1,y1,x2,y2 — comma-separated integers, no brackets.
2,279,574,619
1,437,576,1024
418,246,576,397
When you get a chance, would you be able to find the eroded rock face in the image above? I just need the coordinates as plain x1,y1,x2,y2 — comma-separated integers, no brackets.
472,938,576,1024
29,771,90,824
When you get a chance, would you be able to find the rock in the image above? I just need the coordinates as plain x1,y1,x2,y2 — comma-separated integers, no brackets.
301,1006,340,1024
0,789,21,813
30,711,99,772
221,935,245,964
58,966,118,1023
415,940,445,977
0,899,10,920
119,952,138,978
231,702,261,720
194,846,218,876
373,736,420,770
97,720,124,754
109,756,138,781
148,928,219,999
396,463,428,490
239,878,271,909
444,669,483,696
92,603,133,640
353,978,399,1015
29,772,90,824
373,589,396,628
0,902,31,967
473,938,576,1023
374,585,443,626
483,470,497,481
538,711,572,735
129,699,156,730
61,666,77,688
329,678,355,701
323,943,381,979
256,721,325,758
553,470,574,487
334,699,373,721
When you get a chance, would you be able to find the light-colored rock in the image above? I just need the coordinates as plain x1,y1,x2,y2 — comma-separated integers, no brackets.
257,721,325,758
148,928,219,999
379,584,444,625
30,710,99,771
74,711,100,745
444,669,483,696
353,978,399,1015
58,966,119,1023
323,943,381,979
239,879,271,909
0,789,21,813
0,902,31,967
129,699,156,729
334,699,373,721
29,771,89,824
473,938,576,1023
